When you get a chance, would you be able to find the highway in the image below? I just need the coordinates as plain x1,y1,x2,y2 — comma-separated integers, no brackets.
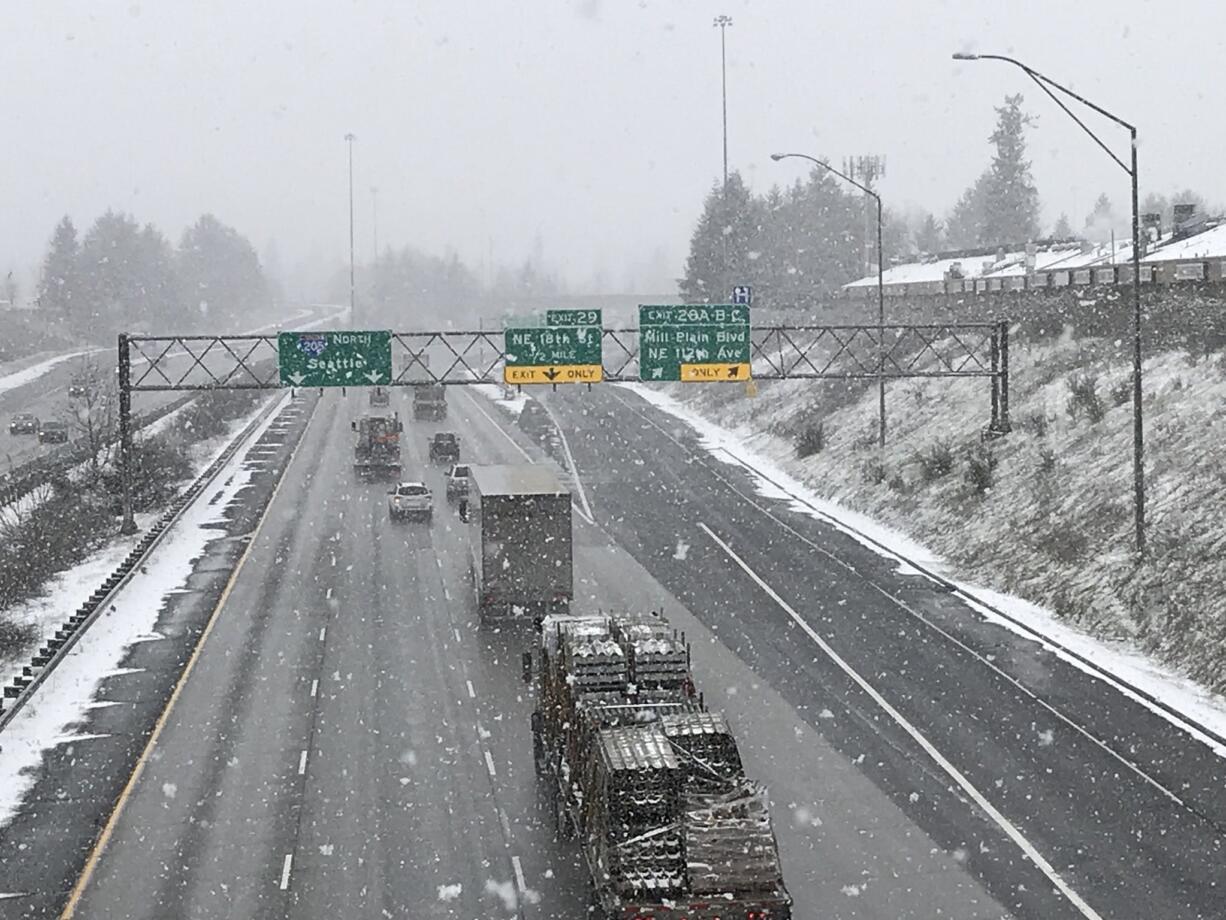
7,379,1223,919
20,383,1010,920
0,305,343,482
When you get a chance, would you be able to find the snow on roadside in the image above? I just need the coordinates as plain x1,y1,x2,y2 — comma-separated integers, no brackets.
0,348,103,398
0,392,285,828
620,381,1226,754
471,383,529,418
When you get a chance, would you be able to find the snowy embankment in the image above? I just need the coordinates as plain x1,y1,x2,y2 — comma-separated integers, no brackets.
0,393,283,827
629,331,1226,729
0,349,103,398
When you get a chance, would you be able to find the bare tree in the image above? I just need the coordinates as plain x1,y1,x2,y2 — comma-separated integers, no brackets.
66,355,117,484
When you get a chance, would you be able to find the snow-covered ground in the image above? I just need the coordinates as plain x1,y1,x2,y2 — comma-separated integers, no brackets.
0,348,103,398
470,383,529,418
0,392,283,828
623,353,1226,752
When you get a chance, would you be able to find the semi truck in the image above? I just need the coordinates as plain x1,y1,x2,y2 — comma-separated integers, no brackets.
412,383,447,421
462,464,572,623
351,413,403,480
529,612,792,920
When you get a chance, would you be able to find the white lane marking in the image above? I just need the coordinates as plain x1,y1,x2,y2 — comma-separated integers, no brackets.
330,554,336,567
443,586,452,601
540,401,595,525
484,750,497,778
697,521,1105,920
325,587,332,600
498,808,512,837
454,628,462,644
279,853,293,890
511,855,527,894
435,557,442,569
310,679,319,698
318,627,326,642
466,680,476,699
298,750,308,775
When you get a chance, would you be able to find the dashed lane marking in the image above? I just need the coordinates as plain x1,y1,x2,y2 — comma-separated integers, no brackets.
279,853,293,891
297,750,308,775
310,679,318,698
466,680,475,699
318,627,326,642
484,750,497,778
511,855,527,895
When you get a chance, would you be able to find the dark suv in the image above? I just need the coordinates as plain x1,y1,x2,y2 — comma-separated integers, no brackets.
38,420,69,444
9,413,39,435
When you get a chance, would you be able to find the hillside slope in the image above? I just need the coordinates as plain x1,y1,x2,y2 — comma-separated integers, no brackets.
670,332,1226,693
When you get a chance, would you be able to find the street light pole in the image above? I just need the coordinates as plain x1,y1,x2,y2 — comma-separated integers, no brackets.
371,186,379,266
345,132,356,322
951,52,1145,555
714,14,733,298
771,152,887,448
714,15,732,190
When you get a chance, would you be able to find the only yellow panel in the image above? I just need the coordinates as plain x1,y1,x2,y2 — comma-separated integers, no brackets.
679,362,752,382
504,364,604,385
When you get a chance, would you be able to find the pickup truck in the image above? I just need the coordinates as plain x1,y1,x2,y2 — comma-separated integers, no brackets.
445,463,470,502
428,432,460,464
388,481,432,522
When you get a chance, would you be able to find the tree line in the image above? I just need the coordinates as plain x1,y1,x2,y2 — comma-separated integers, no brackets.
36,211,270,336
681,92,1218,307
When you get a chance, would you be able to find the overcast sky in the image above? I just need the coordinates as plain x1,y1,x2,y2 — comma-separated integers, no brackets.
6,0,1224,296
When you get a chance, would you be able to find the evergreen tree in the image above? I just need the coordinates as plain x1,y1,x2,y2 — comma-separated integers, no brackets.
982,94,1040,245
39,216,81,322
178,215,266,327
79,209,146,334
915,213,945,254
1084,193,1113,228
945,171,991,248
1052,213,1073,238
679,171,763,303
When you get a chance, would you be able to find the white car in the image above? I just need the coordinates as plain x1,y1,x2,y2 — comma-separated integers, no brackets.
388,481,432,522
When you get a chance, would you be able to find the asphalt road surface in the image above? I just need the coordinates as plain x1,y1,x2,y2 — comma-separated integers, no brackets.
48,384,1033,920
0,305,341,476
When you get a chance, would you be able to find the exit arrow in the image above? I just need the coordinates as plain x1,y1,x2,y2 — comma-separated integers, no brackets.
364,371,384,384
727,366,740,378
544,367,560,381
287,373,306,386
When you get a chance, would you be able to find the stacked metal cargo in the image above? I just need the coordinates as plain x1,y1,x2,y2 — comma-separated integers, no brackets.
531,612,792,919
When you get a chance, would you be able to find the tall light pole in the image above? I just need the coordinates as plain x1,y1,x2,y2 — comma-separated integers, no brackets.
713,15,732,191
344,132,356,321
952,52,1145,555
771,152,887,448
371,186,379,266
713,15,733,299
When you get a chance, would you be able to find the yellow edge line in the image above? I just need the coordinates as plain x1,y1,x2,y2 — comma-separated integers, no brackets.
60,396,317,918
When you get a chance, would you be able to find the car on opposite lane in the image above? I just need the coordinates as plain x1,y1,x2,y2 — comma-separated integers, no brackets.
9,413,39,435
37,419,69,444
388,481,432,522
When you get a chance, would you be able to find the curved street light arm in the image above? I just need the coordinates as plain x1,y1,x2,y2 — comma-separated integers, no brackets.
771,152,881,203
954,53,1133,174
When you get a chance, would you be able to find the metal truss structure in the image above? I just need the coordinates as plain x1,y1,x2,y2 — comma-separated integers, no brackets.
115,320,1011,530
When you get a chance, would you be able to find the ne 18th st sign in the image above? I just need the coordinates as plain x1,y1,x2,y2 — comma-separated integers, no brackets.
278,330,392,387
638,304,751,382
504,325,603,385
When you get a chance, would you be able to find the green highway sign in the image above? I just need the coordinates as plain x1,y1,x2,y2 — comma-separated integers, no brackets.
278,330,392,387
504,325,603,385
547,308,602,327
638,304,752,382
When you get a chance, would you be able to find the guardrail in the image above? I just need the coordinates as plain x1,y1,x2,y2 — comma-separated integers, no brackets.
0,392,309,732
